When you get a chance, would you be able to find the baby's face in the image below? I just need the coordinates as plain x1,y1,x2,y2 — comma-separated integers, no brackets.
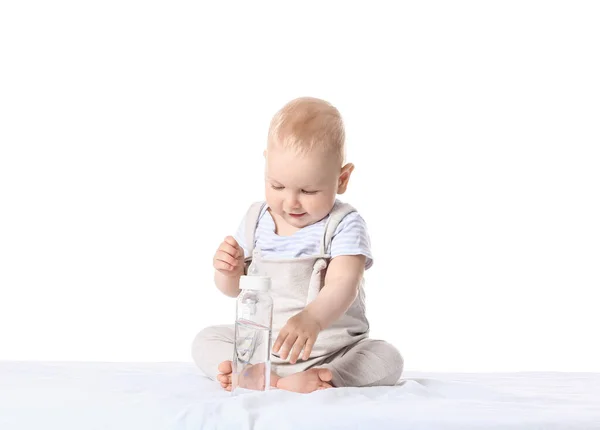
265,146,341,229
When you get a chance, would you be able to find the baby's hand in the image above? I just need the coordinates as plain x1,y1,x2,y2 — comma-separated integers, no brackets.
213,236,245,278
273,310,321,364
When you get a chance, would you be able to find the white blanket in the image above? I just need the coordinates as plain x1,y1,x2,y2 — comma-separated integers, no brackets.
1,361,598,429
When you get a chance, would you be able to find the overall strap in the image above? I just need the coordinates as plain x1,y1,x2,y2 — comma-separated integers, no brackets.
319,202,357,256
243,201,267,258
306,202,358,305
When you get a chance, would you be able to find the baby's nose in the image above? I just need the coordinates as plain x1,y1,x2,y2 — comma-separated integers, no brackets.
286,194,301,209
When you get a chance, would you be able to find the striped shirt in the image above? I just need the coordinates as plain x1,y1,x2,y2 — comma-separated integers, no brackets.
234,200,373,270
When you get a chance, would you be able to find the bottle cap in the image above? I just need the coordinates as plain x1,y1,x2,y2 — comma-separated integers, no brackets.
239,275,271,292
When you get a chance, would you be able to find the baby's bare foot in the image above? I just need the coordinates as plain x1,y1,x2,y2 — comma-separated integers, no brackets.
219,360,280,391
276,368,333,393
217,360,233,391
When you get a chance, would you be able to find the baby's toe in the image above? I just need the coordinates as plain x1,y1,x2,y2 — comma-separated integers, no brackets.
317,376,333,389
317,368,333,382
218,373,232,383
218,360,233,374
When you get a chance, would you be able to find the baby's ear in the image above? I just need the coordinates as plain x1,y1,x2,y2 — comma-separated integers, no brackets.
337,163,355,194
263,149,267,159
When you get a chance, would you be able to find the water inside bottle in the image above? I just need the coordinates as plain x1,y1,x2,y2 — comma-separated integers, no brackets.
233,318,272,391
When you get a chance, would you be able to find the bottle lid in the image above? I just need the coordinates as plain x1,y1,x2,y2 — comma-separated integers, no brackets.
239,275,271,292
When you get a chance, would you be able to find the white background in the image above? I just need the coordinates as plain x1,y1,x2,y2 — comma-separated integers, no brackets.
1,1,598,372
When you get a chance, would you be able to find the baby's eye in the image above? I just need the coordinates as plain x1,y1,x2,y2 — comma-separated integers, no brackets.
271,185,284,190
302,190,318,195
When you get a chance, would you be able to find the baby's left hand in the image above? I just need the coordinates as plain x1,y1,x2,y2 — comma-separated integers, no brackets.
273,310,321,364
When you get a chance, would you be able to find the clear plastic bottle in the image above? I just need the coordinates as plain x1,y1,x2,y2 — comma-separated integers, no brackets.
232,248,273,393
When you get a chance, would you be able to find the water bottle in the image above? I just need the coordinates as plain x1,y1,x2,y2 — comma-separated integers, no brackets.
232,248,273,393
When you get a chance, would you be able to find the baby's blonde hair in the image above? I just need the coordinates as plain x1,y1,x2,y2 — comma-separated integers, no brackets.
267,97,346,164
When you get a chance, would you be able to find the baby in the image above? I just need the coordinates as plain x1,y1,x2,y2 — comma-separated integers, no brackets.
192,97,403,393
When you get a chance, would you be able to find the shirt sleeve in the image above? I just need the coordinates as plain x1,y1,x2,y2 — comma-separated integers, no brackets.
330,212,374,270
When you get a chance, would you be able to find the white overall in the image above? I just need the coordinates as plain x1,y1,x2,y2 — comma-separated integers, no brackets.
193,202,403,387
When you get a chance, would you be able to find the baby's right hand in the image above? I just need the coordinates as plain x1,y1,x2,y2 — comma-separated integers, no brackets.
213,236,245,278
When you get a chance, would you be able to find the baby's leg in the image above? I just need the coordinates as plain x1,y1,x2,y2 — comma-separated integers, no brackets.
191,325,279,390
191,325,235,381
322,338,404,387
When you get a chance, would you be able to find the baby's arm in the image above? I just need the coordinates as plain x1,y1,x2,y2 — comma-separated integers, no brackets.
213,236,245,298
273,254,366,363
212,216,249,298
305,254,366,329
